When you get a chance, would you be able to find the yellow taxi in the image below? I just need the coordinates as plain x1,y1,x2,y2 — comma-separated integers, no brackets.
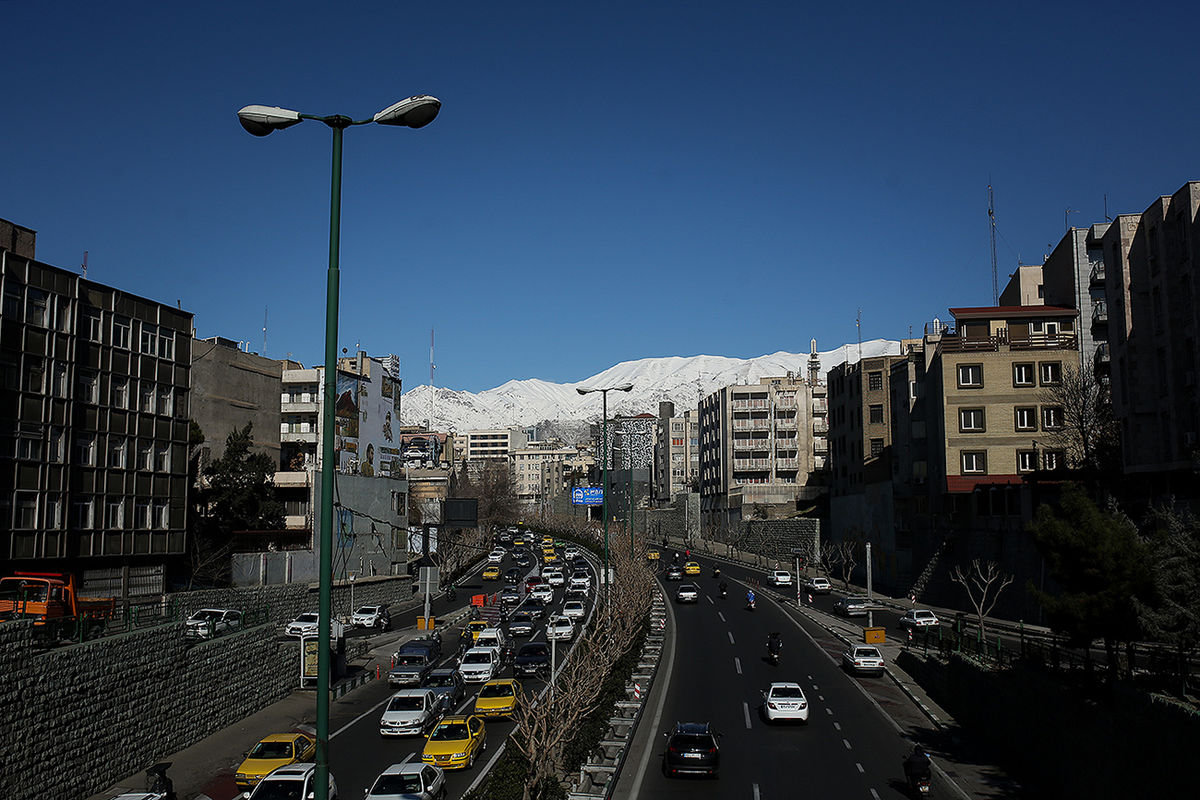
482,565,501,581
647,548,660,562
473,678,521,718
541,535,554,546
513,536,525,548
421,714,487,770
542,551,558,565
466,619,490,642
683,561,701,575
234,732,315,791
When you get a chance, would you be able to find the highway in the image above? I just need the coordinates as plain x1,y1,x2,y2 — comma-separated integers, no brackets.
633,556,920,800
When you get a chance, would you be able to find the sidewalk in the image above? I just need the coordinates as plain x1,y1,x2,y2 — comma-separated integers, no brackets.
663,534,1023,799
90,605,476,800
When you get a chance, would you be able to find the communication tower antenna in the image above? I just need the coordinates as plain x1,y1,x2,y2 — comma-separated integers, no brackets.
81,251,88,279
988,184,999,305
429,328,435,432
262,306,268,357
856,308,862,362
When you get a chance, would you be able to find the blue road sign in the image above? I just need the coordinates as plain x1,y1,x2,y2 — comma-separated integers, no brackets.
571,487,604,506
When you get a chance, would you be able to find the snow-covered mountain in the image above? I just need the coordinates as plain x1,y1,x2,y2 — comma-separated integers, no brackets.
398,339,902,433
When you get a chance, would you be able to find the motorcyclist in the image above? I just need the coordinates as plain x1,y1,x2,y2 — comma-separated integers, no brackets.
767,631,782,657
713,566,721,578
746,588,756,607
718,581,728,598
902,744,932,788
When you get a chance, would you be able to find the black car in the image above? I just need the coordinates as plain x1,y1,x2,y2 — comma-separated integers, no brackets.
508,610,536,637
665,566,684,581
514,641,551,677
504,567,522,585
523,598,546,619
515,552,533,567
662,722,721,778
420,667,466,709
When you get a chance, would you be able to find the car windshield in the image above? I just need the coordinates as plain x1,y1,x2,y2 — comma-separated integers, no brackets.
247,741,293,759
296,613,318,623
771,686,804,698
479,683,514,698
355,606,379,615
856,648,881,658
249,782,304,800
672,734,714,749
424,674,455,687
512,612,532,622
191,610,223,621
370,775,422,795
430,723,468,741
396,655,426,666
463,652,492,664
387,696,424,711
519,645,548,657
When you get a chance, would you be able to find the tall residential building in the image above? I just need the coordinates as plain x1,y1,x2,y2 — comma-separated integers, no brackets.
1,219,192,597
511,442,576,506
652,401,700,505
827,354,907,498
698,366,827,527
1100,181,1200,475
459,428,530,462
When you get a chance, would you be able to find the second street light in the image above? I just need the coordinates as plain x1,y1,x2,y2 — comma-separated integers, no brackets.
576,381,633,603
237,94,440,800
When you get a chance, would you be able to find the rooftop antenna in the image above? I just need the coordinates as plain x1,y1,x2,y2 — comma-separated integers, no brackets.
1065,208,1078,232
262,306,268,357
1104,194,1111,222
988,184,999,305
81,251,88,279
856,308,862,362
429,328,435,432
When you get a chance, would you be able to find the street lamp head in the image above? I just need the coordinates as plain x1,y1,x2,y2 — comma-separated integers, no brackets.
615,383,634,392
577,387,591,396
373,95,442,128
237,105,303,136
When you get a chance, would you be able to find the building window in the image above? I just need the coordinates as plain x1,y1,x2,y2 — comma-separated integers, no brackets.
959,408,985,432
112,379,129,409
158,330,174,360
48,427,65,463
45,497,63,529
868,404,884,424
52,362,68,397
15,493,39,529
154,501,169,529
1040,361,1062,386
157,386,173,416
1017,450,1037,472
140,383,156,414
868,371,883,391
16,430,43,461
27,289,50,327
1013,363,1035,387
106,500,124,529
83,307,103,342
870,438,884,457
76,370,99,403
76,436,96,466
961,451,987,474
3,285,21,319
1042,450,1063,470
24,357,45,393
138,442,153,470
1014,407,1037,431
1041,406,1064,430
113,316,131,349
135,501,151,529
109,437,127,468
155,445,171,472
957,364,983,388
140,324,158,355
75,499,95,529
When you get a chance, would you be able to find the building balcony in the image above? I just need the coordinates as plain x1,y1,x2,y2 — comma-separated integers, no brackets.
813,456,827,470
813,420,829,435
774,418,797,430
1090,263,1105,286
812,399,828,415
775,397,798,410
281,430,318,444
283,514,310,531
813,441,829,454
733,458,770,470
776,458,799,470
1092,302,1108,326
1094,342,1110,365
733,420,771,431
273,470,312,488
940,328,1079,353
281,400,319,413
732,399,769,410
732,439,759,451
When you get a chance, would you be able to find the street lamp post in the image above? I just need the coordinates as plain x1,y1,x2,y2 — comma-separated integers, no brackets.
576,382,633,603
237,95,440,800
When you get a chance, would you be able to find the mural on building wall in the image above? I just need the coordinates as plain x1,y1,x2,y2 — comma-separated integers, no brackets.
335,368,402,476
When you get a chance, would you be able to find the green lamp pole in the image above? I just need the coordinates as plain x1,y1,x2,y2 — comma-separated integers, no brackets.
237,95,441,800
577,382,633,603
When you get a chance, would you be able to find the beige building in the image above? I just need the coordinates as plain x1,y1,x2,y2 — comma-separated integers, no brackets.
653,401,700,504
459,427,530,462
511,442,576,506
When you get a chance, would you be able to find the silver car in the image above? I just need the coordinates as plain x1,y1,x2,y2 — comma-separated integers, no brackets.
378,689,445,737
842,645,885,676
899,608,940,629
366,762,445,800
675,584,700,603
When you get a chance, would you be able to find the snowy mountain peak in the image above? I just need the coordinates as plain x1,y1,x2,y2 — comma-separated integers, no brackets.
399,339,902,432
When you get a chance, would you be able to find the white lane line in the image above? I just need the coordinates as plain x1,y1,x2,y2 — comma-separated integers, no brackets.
843,738,852,749
728,631,735,644
707,595,714,605
818,695,825,701
807,674,813,681
752,784,761,800
833,721,841,731
871,790,881,800
718,611,726,623
742,702,752,729
734,657,742,675
825,707,833,715
330,692,394,739
856,762,864,773
401,752,415,764
812,683,819,691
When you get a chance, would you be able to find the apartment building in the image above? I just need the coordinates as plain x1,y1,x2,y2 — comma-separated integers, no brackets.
1100,181,1200,475
652,401,700,505
827,354,907,497
459,428,530,462
698,366,827,527
511,442,576,505
0,219,192,597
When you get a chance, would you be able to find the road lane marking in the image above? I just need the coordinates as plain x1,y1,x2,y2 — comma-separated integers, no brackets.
401,752,415,764
825,707,833,715
818,695,825,701
728,631,735,644
330,692,394,739
753,784,761,800
871,790,881,800
812,683,819,691
833,721,841,731
743,702,752,729
707,596,714,605
628,586,679,800
718,611,726,623
734,657,742,674
843,738,852,749
856,762,864,773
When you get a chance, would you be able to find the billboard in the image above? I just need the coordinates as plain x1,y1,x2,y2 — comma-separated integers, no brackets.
333,362,402,477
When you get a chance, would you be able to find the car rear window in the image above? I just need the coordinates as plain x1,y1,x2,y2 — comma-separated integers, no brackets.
856,647,881,658
672,734,714,748
772,686,804,698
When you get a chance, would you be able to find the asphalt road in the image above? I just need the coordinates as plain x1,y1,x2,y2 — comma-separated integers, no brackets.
636,560,918,800
326,545,598,799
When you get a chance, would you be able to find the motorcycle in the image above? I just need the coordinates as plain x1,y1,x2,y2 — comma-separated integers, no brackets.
445,586,457,601
713,567,721,578
746,598,756,611
907,775,931,796
719,587,727,598
767,648,779,665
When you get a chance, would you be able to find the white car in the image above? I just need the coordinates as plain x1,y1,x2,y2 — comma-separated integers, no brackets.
458,646,501,683
567,574,591,596
803,576,832,594
530,584,554,603
675,584,700,603
487,550,505,564
475,628,509,655
546,616,575,641
761,681,809,723
543,569,565,587
899,608,941,629
842,645,885,676
563,547,579,560
351,604,391,630
562,600,586,621
366,762,445,800
379,689,445,736
245,764,336,800
768,570,793,588
185,608,242,640
285,612,320,637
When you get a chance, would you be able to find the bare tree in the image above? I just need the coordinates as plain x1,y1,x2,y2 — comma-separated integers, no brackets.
1038,365,1120,473
949,558,1014,638
825,541,858,590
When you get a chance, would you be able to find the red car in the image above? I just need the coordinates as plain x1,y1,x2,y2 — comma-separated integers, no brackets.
524,576,543,594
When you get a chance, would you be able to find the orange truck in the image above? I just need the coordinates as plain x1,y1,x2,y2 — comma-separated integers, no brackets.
0,572,116,637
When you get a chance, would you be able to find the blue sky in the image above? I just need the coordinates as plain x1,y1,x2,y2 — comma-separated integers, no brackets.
4,1,1196,392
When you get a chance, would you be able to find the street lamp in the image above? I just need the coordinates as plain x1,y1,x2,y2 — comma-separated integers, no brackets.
238,94,440,800
576,382,633,603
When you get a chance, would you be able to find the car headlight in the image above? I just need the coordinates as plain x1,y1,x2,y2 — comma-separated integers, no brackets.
452,751,467,759
235,773,247,780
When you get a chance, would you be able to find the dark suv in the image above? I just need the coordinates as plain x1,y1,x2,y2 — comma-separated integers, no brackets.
662,721,720,778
